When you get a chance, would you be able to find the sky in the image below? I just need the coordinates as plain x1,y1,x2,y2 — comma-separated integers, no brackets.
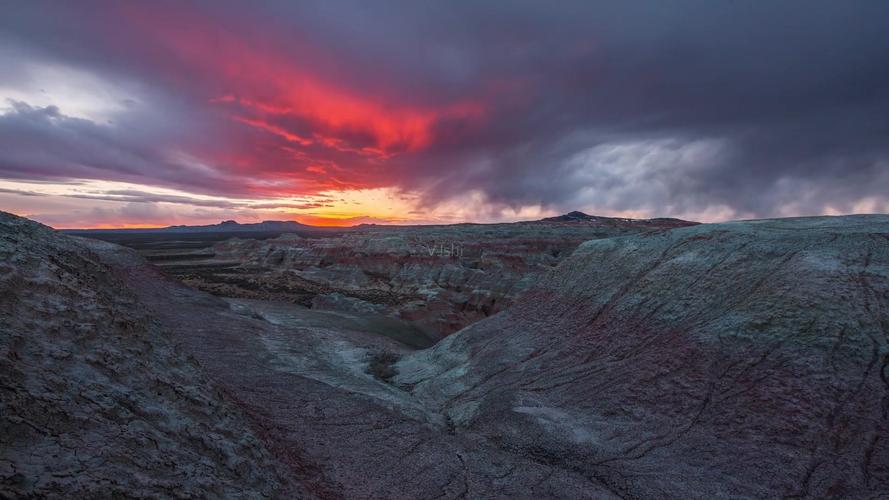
1,1,888,228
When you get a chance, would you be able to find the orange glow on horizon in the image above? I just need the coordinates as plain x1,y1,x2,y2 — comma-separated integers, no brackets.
74,222,172,230
1,6,500,229
54,218,355,230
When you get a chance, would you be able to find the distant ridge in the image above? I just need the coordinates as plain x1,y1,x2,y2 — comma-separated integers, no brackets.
540,211,696,226
163,220,314,233
63,219,328,234
541,210,604,222
61,212,696,233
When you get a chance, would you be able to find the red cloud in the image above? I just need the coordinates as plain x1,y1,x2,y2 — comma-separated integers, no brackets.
115,3,486,197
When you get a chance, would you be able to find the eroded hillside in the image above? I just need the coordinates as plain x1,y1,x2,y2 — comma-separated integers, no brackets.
0,213,302,497
3,212,888,498
397,215,889,498
152,216,694,335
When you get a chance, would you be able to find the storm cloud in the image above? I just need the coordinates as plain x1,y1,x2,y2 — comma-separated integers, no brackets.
1,0,888,224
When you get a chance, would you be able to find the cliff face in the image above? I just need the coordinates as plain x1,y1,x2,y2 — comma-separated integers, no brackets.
0,213,301,498
397,215,889,498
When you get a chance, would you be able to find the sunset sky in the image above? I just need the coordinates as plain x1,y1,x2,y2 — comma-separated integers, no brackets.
1,1,888,228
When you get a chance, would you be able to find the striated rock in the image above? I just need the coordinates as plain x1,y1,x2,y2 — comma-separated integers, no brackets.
0,212,302,498
79,226,619,499
6,210,888,498
397,215,889,498
190,217,696,334
2,211,620,498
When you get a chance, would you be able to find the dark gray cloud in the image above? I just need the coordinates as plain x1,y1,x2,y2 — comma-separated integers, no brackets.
0,100,247,194
0,185,331,211
1,0,888,220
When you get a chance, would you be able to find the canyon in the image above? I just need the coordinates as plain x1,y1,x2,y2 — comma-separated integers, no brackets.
3,211,889,498
84,213,695,338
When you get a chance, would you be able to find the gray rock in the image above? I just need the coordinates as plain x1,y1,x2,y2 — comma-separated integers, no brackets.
312,292,387,315
5,211,888,498
195,218,695,334
398,215,889,498
0,212,302,498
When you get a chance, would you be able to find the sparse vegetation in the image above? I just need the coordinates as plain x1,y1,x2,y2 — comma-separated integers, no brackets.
367,350,400,382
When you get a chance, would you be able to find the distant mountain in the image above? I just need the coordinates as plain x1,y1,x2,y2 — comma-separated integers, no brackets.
63,219,327,234
540,210,605,222
62,213,697,234
162,220,315,233
541,211,696,226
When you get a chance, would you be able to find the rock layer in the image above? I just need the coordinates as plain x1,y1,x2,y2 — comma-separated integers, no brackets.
0,213,301,498
397,215,889,498
79,225,620,499
186,218,694,335
4,211,889,498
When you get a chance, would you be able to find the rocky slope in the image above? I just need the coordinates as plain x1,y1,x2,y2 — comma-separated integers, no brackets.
177,217,695,335
1,211,621,498
78,223,620,499
0,213,302,498
4,211,888,498
397,215,889,498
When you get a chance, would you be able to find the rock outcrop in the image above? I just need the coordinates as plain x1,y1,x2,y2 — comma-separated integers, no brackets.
4,211,888,498
0,213,300,497
185,217,696,334
397,215,889,498
79,224,620,499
